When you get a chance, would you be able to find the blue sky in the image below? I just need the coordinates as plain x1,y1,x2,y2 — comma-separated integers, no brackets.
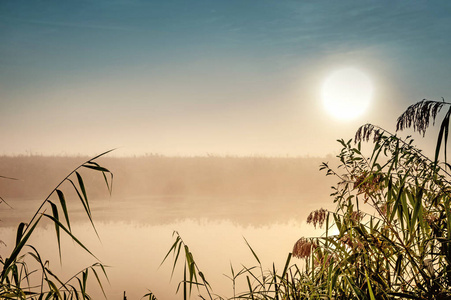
1,1,451,156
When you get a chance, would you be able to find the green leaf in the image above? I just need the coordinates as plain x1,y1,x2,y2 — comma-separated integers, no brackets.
246,276,255,300
87,148,116,161
56,190,71,232
389,174,408,223
90,266,107,299
0,175,19,180
171,242,182,279
410,186,423,231
76,172,89,210
43,213,99,261
160,233,182,279
273,263,279,300
82,269,88,294
43,265,67,291
435,106,451,166
49,201,62,261
82,162,113,195
76,277,84,297
142,290,159,300
281,253,292,279
96,263,110,284
46,279,62,299
15,222,26,248
243,237,261,265
67,178,99,239
395,254,403,280
2,216,42,277
184,246,196,294
198,271,210,289
365,268,376,300
82,164,110,173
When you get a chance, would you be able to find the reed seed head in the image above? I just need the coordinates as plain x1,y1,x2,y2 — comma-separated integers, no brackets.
354,124,382,143
350,211,364,223
292,237,318,259
396,99,445,136
306,208,327,229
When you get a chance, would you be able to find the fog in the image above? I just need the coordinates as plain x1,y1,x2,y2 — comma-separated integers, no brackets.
0,155,336,298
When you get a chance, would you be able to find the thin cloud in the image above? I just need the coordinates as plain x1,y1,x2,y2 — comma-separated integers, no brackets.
0,16,138,32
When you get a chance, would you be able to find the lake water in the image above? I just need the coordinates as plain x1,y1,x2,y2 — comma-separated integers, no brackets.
1,195,332,299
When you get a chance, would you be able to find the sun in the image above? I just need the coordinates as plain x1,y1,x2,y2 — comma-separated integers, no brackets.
321,68,373,120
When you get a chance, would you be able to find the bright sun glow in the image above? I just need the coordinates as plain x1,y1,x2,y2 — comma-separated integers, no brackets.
321,68,373,120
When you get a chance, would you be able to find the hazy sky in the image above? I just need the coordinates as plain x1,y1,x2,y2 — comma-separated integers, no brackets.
1,1,450,156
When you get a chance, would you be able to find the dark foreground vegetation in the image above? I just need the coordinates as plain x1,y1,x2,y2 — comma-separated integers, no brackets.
163,100,451,300
2,99,451,299
0,151,113,299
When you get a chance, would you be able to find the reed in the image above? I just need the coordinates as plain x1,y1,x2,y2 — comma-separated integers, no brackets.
0,150,113,299
4,98,451,299
162,99,451,299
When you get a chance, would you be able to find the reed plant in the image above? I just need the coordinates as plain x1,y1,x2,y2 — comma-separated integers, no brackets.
0,150,113,299
162,99,451,299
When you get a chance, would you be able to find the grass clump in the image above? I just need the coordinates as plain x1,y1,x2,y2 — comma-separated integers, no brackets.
0,150,113,299
163,99,451,299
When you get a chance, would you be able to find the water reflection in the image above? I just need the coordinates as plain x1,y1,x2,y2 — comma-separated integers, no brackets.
2,195,330,226
1,218,326,299
0,156,338,298
1,195,333,299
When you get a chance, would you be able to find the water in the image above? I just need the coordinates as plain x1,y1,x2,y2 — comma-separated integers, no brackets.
1,195,332,299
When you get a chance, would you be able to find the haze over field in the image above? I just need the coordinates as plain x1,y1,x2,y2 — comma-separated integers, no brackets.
0,155,335,224
0,155,336,298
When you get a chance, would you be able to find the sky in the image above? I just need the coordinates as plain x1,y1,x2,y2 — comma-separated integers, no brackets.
1,0,451,157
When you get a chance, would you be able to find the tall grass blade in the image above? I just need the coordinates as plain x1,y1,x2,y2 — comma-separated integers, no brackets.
56,190,71,231
88,148,116,161
246,276,255,300
435,106,451,166
281,253,292,279
67,178,99,239
46,279,62,299
273,263,279,300
142,290,159,300
82,162,113,195
183,264,187,300
49,201,62,262
0,195,13,208
75,172,90,212
15,222,26,248
3,216,42,277
243,237,260,265
365,268,376,300
90,266,107,299
43,214,99,261
160,235,182,279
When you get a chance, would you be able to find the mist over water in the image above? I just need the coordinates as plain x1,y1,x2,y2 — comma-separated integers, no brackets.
0,155,335,299
1,219,326,299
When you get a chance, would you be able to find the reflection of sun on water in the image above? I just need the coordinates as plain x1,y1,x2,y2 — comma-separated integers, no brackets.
322,68,373,120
